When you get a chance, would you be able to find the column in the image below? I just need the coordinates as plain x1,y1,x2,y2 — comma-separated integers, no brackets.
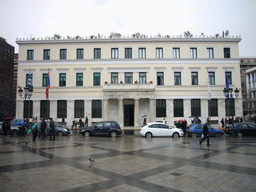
149,99,156,122
134,98,139,128
166,99,173,125
84,100,91,126
201,99,208,123
51,100,57,120
103,99,108,121
118,98,124,129
67,100,74,127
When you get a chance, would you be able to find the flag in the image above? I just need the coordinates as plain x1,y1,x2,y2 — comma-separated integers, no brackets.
46,71,50,99
207,71,211,100
225,71,229,99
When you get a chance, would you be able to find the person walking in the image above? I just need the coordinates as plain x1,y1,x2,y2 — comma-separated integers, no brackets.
41,119,47,140
2,120,7,138
143,118,147,126
72,119,76,130
199,121,210,146
31,119,38,141
5,121,13,137
62,117,65,126
220,118,225,129
49,118,55,141
85,116,88,127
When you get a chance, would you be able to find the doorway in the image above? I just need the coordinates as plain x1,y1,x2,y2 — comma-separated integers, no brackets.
124,104,134,126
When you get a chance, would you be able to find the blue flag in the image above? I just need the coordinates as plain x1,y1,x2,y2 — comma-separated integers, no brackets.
27,74,32,87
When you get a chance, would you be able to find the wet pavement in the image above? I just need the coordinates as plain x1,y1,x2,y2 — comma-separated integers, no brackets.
0,131,256,192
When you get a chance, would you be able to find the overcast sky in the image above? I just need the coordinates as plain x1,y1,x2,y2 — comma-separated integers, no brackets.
0,0,255,57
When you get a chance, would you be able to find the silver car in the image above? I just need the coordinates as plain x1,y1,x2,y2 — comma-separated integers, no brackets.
0,122,20,135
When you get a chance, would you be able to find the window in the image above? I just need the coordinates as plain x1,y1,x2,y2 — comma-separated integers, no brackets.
224,48,231,58
125,48,132,58
208,72,215,85
191,99,201,117
174,99,183,117
125,72,133,84
40,100,50,118
190,48,197,58
226,71,232,85
173,48,180,58
157,72,164,85
156,48,163,58
208,99,218,116
59,73,66,86
42,73,48,87
156,99,166,117
27,50,34,60
74,100,84,118
225,98,235,116
139,72,146,84
207,48,214,58
92,100,102,118
43,49,50,60
77,48,84,59
93,73,101,86
111,72,118,84
138,48,146,58
94,48,101,59
23,100,33,118
26,74,33,87
76,73,83,86
191,72,198,85
174,72,181,85
60,49,67,60
57,100,67,118
111,48,118,59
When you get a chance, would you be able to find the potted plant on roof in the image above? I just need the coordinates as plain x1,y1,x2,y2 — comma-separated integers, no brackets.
120,80,123,84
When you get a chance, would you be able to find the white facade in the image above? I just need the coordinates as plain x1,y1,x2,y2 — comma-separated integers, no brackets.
16,35,243,129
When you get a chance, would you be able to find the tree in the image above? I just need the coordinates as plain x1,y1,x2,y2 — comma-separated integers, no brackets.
224,30,229,37
74,35,81,39
132,32,145,38
215,34,220,38
110,32,121,38
183,31,193,38
53,34,61,40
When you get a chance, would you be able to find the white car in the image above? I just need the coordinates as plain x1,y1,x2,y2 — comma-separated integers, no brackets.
140,122,184,138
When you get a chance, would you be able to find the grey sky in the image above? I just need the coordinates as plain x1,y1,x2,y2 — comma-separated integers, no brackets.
0,0,255,57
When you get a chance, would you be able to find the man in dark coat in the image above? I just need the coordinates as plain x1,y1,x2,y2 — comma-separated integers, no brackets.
2,120,7,137
32,119,38,141
49,118,55,141
199,121,210,146
41,119,47,140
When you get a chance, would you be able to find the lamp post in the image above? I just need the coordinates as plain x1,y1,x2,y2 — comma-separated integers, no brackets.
223,87,239,138
18,85,33,128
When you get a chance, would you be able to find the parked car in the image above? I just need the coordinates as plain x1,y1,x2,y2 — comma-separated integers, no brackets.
80,121,122,137
11,119,32,128
224,123,256,137
140,122,184,138
37,121,70,136
186,124,224,137
0,122,20,135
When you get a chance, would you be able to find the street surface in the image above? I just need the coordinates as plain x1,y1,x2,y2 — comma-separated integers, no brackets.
0,131,256,192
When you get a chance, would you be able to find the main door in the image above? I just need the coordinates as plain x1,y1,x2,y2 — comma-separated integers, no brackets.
124,104,134,126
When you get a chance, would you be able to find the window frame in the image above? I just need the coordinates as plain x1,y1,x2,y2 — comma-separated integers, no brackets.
27,50,34,60
125,72,133,84
191,99,201,117
139,72,146,84
111,48,119,59
111,72,118,84
157,72,164,85
207,48,214,58
60,49,67,60
57,100,67,118
174,99,184,117
43,49,50,60
191,72,198,85
74,100,84,118
174,72,181,85
208,99,218,117
190,48,197,58
173,48,180,58
76,48,84,59
138,48,146,59
93,72,101,86
42,73,48,87
224,48,231,58
76,73,83,86
40,100,50,118
125,48,132,58
94,48,101,59
23,100,33,118
156,47,163,58
156,99,166,117
59,73,66,87
92,100,102,118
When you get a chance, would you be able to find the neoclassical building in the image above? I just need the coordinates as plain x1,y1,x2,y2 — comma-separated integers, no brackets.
16,34,242,129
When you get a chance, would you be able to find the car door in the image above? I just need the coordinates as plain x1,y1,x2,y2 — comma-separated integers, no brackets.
248,124,256,136
102,122,111,135
149,124,161,136
195,124,203,136
159,124,173,136
93,122,104,135
208,125,215,136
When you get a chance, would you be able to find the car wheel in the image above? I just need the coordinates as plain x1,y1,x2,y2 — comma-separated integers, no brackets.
237,132,243,137
173,132,180,138
145,132,152,138
57,131,64,136
111,132,117,137
215,133,221,137
191,133,197,138
85,131,90,137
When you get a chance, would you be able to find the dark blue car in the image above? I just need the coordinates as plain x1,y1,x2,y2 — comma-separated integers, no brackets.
187,124,223,137
80,121,122,137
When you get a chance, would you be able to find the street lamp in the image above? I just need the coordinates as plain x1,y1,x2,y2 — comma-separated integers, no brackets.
223,87,239,138
18,85,33,128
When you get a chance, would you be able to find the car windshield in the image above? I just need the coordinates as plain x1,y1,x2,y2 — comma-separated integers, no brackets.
55,122,62,127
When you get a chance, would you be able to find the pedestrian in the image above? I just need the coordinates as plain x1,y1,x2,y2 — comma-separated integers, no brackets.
62,117,65,126
31,119,38,141
79,117,82,128
41,119,47,140
49,118,55,141
2,120,7,137
72,119,76,130
220,118,224,128
199,121,210,146
163,118,166,124
6,121,13,137
143,118,147,126
181,120,187,136
85,116,88,127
